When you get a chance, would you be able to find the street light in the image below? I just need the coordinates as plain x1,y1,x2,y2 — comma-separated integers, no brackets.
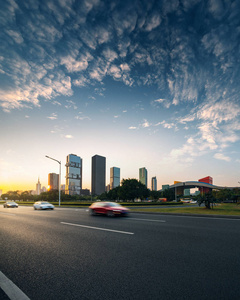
45,155,61,207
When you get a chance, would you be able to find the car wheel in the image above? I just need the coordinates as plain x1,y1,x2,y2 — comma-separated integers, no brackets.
107,210,115,217
34,207,37,210
90,209,96,216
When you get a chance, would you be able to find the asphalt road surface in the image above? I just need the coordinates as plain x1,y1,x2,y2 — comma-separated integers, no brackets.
1,206,240,300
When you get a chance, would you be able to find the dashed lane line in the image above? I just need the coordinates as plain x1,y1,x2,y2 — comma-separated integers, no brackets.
130,218,166,223
61,222,134,235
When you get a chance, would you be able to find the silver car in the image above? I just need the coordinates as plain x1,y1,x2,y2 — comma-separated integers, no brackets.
4,201,18,208
33,201,54,210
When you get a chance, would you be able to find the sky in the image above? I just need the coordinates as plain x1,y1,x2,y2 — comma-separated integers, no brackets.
0,0,240,193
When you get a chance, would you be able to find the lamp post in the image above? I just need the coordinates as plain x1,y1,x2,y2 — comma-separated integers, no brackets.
45,155,61,207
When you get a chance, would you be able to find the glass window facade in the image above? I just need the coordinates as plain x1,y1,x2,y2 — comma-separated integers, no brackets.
65,154,82,195
110,167,120,189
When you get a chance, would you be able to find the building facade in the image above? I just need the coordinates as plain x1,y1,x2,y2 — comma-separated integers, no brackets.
110,167,120,189
36,177,41,195
151,176,157,191
48,173,59,191
198,176,213,194
92,155,106,195
139,167,148,187
162,184,170,190
65,154,82,195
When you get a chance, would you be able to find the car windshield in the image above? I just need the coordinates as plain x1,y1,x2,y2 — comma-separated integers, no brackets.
40,202,50,204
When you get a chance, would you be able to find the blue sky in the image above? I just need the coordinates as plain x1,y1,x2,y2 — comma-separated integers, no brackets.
0,0,240,192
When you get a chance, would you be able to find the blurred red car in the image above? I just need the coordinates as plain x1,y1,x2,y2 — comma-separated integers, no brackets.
89,202,129,217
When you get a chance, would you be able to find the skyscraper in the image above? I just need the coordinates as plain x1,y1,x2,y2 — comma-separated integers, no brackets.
110,167,120,189
139,167,148,187
65,154,82,195
48,173,59,191
151,176,157,191
36,177,41,195
92,155,106,195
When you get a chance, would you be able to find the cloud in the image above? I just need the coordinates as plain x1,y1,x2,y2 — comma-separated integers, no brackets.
75,115,91,121
152,98,171,109
214,153,231,162
129,126,137,130
144,13,161,31
65,100,77,110
47,113,58,120
141,119,151,128
64,135,74,139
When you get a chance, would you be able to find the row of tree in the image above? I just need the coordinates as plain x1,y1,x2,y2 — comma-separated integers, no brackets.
98,179,175,201
1,190,96,202
1,179,239,204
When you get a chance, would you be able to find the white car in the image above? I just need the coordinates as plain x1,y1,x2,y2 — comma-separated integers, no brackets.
4,201,18,208
33,201,54,210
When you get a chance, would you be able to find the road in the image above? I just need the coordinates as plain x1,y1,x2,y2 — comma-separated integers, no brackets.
1,206,240,300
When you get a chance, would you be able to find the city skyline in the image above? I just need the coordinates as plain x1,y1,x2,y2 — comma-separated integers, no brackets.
1,0,240,193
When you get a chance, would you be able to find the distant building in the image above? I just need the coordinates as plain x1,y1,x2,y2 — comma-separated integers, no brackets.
41,186,47,193
65,154,82,195
81,189,90,196
162,184,170,190
36,177,41,195
61,184,65,191
92,155,106,195
48,173,59,191
151,176,157,191
106,184,110,193
110,167,120,189
198,176,213,194
139,167,148,187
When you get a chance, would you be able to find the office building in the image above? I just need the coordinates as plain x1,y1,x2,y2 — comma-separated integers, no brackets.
110,167,120,189
92,155,106,195
65,154,82,195
36,177,41,195
48,173,59,191
41,186,47,193
139,167,148,187
151,176,157,191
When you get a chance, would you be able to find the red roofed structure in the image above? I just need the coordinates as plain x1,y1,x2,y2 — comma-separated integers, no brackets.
198,176,213,194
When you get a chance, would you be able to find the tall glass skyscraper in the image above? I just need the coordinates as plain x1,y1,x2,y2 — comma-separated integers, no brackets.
151,176,157,191
110,167,120,189
92,155,106,195
65,154,82,195
139,167,148,187
48,173,59,191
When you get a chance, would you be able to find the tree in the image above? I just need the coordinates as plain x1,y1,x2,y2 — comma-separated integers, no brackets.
99,179,150,201
197,192,216,209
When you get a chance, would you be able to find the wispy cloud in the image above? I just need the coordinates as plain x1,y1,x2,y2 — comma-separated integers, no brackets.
47,113,58,120
214,153,231,162
64,135,74,139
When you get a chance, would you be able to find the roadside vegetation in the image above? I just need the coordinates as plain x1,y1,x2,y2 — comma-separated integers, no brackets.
1,179,239,216
131,203,240,216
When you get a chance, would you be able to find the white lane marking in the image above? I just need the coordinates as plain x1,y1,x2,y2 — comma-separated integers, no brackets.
0,212,16,216
131,218,166,223
0,271,30,300
61,222,134,235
